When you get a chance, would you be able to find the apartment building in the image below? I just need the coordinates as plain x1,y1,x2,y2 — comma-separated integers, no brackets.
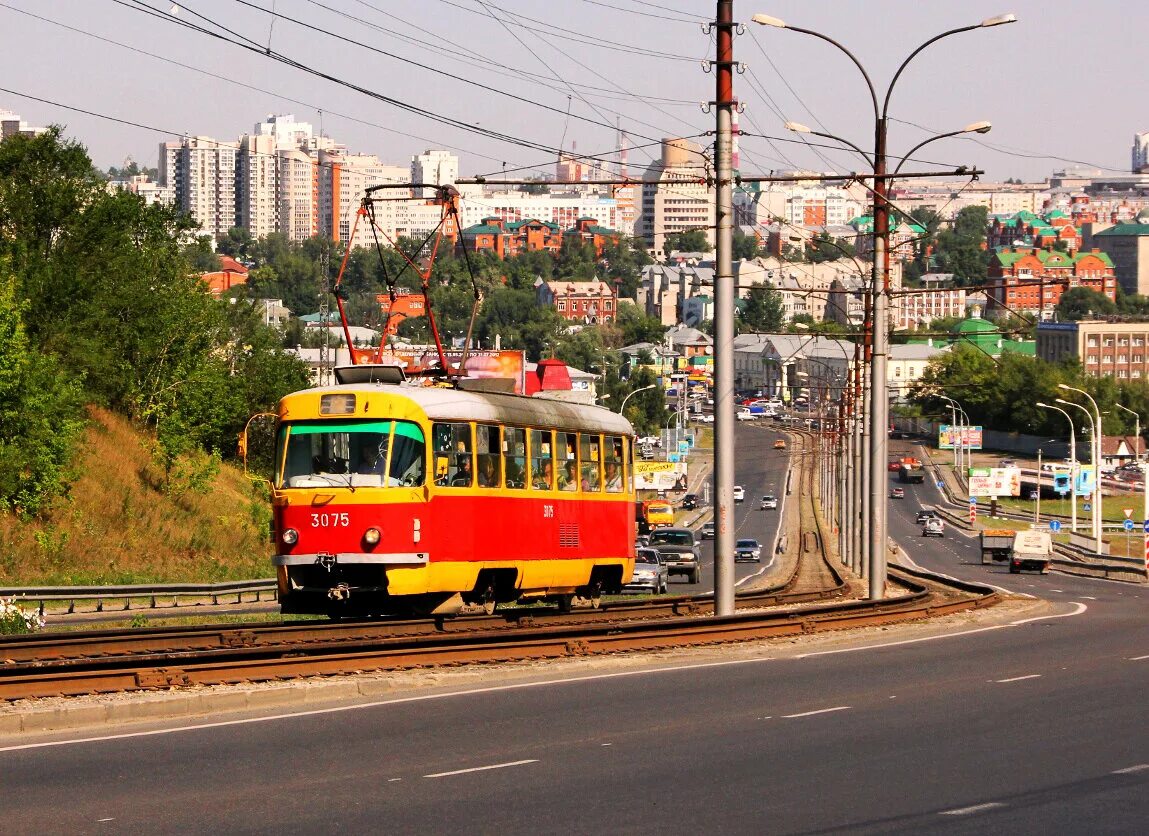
173,136,239,240
411,149,458,198
987,247,1117,318
639,138,714,256
1037,320,1149,381
237,133,279,239
318,149,409,248
897,274,967,330
1093,211,1149,295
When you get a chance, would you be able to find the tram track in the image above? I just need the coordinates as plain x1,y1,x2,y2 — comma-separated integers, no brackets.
0,430,1003,702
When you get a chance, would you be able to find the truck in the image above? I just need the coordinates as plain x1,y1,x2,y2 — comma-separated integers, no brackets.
636,499,675,535
898,456,926,484
979,529,1016,565
1008,529,1053,574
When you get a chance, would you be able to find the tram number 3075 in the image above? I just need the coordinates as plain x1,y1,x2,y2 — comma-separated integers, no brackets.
310,512,350,528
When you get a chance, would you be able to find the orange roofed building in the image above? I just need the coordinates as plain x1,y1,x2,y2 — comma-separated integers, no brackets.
537,279,616,324
459,216,620,259
201,255,249,296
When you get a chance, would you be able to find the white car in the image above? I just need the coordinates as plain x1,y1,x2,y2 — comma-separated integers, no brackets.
698,414,715,424
736,409,755,421
733,485,745,502
760,494,778,510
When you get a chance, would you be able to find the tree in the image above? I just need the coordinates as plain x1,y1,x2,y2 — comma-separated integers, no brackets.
216,227,254,261
738,283,784,333
933,205,989,284
1056,287,1117,321
732,231,760,261
665,230,711,254
614,303,667,346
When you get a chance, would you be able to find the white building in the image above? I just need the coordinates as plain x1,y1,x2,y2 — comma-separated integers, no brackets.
411,149,459,198
639,138,714,255
1134,132,1149,174
174,136,239,240
319,149,409,249
897,273,967,330
456,186,624,235
0,110,46,139
237,133,279,239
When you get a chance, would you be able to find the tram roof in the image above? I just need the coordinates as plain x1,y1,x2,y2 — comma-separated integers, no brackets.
293,382,635,436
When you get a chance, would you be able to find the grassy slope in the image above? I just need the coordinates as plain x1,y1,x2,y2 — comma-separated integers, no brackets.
0,407,272,586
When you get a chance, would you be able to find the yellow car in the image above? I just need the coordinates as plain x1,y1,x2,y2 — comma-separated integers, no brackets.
773,440,786,450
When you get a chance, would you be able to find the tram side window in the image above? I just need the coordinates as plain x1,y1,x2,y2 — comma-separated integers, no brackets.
530,429,554,490
604,435,624,492
556,431,578,491
433,422,473,487
580,432,601,492
504,427,527,490
476,424,501,488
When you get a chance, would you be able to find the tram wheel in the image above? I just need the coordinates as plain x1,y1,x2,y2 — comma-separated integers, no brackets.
556,594,575,614
480,586,498,615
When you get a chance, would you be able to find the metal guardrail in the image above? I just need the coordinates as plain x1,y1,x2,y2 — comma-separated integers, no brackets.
0,580,278,616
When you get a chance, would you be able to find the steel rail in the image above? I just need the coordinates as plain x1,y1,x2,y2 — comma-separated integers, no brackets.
0,568,996,701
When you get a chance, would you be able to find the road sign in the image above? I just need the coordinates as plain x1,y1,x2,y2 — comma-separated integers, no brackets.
969,508,976,523
1124,519,1135,531
936,480,944,489
1124,508,1134,519
1143,519,1149,534
969,497,978,506
1049,520,1062,533
1084,503,1092,512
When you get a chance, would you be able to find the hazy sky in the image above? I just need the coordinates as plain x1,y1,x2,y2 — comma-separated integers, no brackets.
2,0,1145,183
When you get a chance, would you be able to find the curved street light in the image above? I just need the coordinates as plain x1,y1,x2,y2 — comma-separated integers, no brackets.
753,9,1017,599
619,383,657,414
1056,396,1101,550
1037,401,1078,534
1058,384,1104,549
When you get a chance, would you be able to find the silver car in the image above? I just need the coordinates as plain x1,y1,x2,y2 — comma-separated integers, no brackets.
624,547,669,594
735,538,763,562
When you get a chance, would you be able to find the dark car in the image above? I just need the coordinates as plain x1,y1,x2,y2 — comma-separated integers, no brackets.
682,493,698,510
648,527,701,583
915,509,937,524
700,520,716,539
623,547,669,594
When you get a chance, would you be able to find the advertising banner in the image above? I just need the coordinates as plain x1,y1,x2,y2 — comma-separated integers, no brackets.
939,424,983,450
1075,465,1095,497
633,461,688,491
967,466,1021,497
349,348,526,393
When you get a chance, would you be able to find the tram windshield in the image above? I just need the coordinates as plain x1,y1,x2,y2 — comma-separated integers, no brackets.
276,420,425,489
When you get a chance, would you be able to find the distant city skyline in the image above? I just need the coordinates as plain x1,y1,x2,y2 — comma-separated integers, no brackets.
3,1,1146,183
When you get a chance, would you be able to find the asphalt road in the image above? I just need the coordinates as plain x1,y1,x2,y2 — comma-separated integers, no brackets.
5,428,1149,833
680,420,792,592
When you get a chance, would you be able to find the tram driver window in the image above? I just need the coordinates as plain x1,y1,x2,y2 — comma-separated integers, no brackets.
504,427,527,489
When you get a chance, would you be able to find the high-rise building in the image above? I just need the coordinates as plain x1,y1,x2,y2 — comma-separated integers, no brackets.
237,133,279,239
0,110,46,139
410,149,458,197
320,149,409,248
254,113,314,150
1133,132,1149,174
277,148,320,242
173,136,239,240
639,138,714,255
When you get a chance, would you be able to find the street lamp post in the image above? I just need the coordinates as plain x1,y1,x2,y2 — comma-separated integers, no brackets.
1112,403,1149,566
1038,402,1077,535
1114,402,1141,461
752,10,1015,599
619,384,656,415
1056,397,1099,550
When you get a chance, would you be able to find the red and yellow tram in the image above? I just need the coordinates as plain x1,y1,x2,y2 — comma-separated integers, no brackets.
266,369,637,616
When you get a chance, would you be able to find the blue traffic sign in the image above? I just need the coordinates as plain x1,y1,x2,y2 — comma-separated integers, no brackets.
969,497,978,505
936,480,944,489
1084,503,1092,512
1124,519,1135,532
1143,519,1149,534
1049,520,1062,533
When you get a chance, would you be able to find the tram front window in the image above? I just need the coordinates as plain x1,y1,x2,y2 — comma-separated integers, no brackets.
277,420,425,488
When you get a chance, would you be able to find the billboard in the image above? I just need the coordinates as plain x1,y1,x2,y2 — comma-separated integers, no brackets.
939,424,983,450
967,466,1021,497
348,348,526,393
633,461,688,492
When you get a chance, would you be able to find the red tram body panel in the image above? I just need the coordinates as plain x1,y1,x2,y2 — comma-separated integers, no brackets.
268,380,637,616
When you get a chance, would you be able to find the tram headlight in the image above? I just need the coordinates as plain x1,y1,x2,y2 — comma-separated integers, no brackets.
364,527,381,546
281,528,299,546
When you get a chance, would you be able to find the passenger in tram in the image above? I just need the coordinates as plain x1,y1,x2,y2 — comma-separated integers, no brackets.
478,455,499,487
604,460,623,492
560,460,578,491
534,459,554,490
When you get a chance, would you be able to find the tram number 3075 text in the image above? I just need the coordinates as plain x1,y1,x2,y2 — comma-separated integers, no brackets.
542,505,554,518
310,512,350,528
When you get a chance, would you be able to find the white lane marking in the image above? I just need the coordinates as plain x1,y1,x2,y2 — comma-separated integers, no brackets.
894,549,1034,598
1113,764,1149,774
1130,655,1149,661
994,674,1042,683
424,759,537,778
940,802,1005,816
735,552,777,586
0,604,1089,753
797,602,1088,659
782,706,850,719
1081,596,1097,600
